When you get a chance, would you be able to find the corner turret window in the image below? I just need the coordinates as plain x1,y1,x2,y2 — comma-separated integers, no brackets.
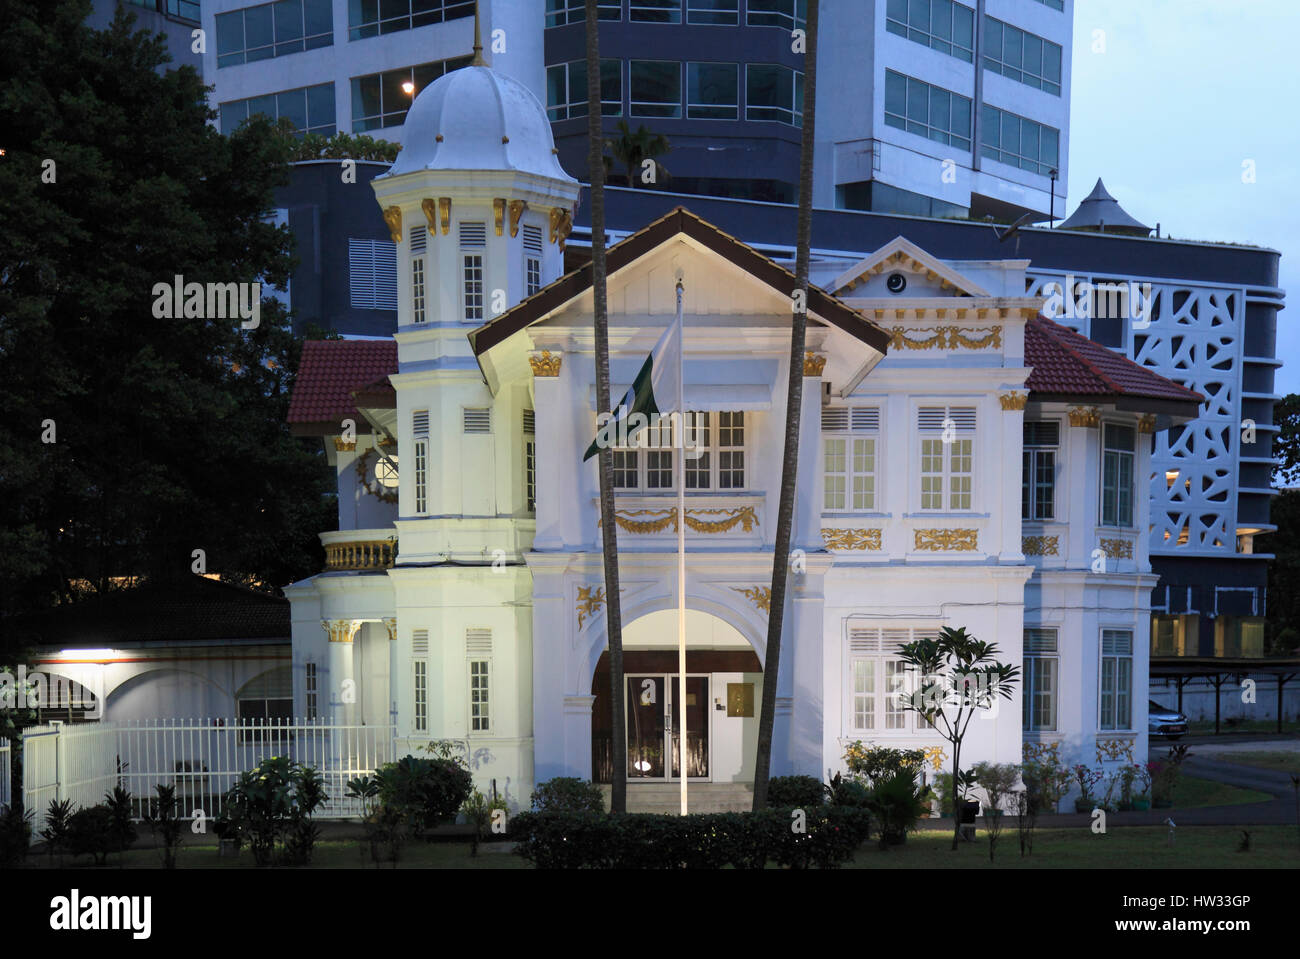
1022,420,1058,521
523,225,543,296
460,222,486,322
1100,423,1135,527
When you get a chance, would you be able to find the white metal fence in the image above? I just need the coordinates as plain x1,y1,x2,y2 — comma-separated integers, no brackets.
11,719,396,823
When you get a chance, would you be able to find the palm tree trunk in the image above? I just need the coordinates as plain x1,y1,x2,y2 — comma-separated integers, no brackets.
586,0,626,814
752,0,819,811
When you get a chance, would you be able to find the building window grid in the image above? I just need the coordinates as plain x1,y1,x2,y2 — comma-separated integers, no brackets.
1100,630,1134,731
630,60,682,119
469,660,490,732
612,412,745,491
220,83,336,137
745,63,804,127
546,0,621,27
349,0,474,41
983,16,1063,96
884,70,972,151
546,59,623,121
352,57,471,132
884,0,975,63
747,0,806,30
981,104,1060,176
216,0,334,69
630,0,682,23
687,0,738,25
687,62,739,120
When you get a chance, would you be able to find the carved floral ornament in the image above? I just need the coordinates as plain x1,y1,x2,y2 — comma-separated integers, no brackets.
803,352,827,376
730,586,771,615
600,506,759,535
382,617,397,642
998,392,1027,411
1137,413,1157,434
913,528,978,551
382,206,402,244
921,745,946,771
1096,737,1135,764
1099,537,1134,559
493,198,506,236
529,351,562,377
508,199,527,237
887,326,1002,351
576,585,605,630
1022,535,1059,556
1067,406,1100,427
322,619,363,643
821,528,882,551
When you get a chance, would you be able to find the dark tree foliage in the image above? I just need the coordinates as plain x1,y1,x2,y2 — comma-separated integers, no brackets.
0,2,335,616
1274,394,1300,487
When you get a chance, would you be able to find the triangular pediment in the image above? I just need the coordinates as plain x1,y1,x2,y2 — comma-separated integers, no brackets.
830,236,990,298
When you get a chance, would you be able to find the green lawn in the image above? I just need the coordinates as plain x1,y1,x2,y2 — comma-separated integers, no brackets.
1206,750,1300,777
847,826,1300,869
1172,774,1273,808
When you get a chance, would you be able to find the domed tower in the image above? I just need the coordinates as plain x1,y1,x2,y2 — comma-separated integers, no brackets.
370,11,580,539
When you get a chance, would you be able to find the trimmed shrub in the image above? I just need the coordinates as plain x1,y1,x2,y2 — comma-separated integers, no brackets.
67,805,118,865
767,775,826,810
510,806,872,869
531,777,605,813
0,803,32,866
373,754,473,837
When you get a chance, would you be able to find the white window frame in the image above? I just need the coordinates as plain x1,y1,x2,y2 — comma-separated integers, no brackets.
1100,421,1136,528
1022,420,1059,521
845,625,940,736
917,406,975,512
1099,629,1134,731
524,409,536,513
611,411,747,492
469,659,490,732
823,407,880,512
413,659,428,733
305,662,318,721
412,409,429,515
1022,628,1058,732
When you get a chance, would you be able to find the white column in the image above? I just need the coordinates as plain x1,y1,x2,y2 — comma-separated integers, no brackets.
531,352,584,550
323,619,361,768
795,358,826,552
383,617,398,730
998,394,1026,562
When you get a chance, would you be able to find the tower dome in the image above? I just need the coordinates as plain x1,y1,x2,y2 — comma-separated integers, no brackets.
385,63,575,183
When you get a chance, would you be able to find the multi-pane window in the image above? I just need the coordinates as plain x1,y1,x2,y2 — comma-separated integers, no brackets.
746,64,804,126
1100,423,1135,527
984,17,1063,96
220,83,336,136
469,660,490,732
847,626,939,733
348,238,398,310
631,0,681,23
524,409,536,513
305,662,318,720
546,59,622,121
612,412,745,491
1031,0,1064,11
918,407,975,510
747,0,806,30
410,225,427,324
822,407,879,511
546,0,620,27
687,63,739,119
884,71,972,151
216,0,333,69
630,60,682,118
348,0,473,41
413,659,428,732
885,0,975,63
981,105,1060,175
460,222,486,322
1021,421,1058,521
412,409,429,514
523,224,544,297
129,0,200,22
1022,628,1058,731
1100,630,1133,730
688,0,738,25
352,57,472,131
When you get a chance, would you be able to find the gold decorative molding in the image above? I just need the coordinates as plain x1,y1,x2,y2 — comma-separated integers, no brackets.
602,506,759,535
1096,737,1135,764
529,351,562,377
382,617,397,642
321,619,363,643
998,392,1027,411
421,198,438,231
1022,741,1062,766
378,434,397,448
438,197,451,235
1022,535,1059,556
508,199,528,237
921,745,946,771
731,586,771,615
888,326,1002,351
1067,405,1100,427
493,198,506,236
324,538,396,571
576,585,605,631
548,208,573,252
382,206,402,244
821,528,882,551
333,438,357,452
803,352,827,376
1099,537,1134,559
1137,413,1157,434
355,449,399,504
913,528,979,552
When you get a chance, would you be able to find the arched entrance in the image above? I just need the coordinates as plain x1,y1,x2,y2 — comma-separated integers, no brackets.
590,609,762,785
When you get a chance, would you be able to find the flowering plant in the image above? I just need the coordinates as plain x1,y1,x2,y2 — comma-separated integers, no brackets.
1072,764,1103,800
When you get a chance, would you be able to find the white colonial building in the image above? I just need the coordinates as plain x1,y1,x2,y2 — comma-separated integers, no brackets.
284,50,1202,811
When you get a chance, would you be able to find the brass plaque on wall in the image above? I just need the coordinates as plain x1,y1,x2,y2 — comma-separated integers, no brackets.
727,682,754,717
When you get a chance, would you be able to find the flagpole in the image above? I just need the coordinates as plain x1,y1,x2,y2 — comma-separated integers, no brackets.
675,279,687,816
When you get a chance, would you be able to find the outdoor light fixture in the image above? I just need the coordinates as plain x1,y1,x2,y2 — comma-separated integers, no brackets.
402,81,415,95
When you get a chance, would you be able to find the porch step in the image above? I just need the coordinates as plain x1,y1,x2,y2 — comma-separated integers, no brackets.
599,783,754,815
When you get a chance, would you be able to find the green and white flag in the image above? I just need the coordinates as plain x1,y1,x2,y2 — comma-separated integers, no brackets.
583,312,681,461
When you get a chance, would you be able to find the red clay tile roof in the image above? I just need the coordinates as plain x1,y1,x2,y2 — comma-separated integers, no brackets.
288,340,397,434
1025,316,1203,414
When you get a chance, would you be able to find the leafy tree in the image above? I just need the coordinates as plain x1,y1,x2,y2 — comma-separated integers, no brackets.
0,1,334,618
603,120,671,189
753,0,820,810
894,626,1020,850
272,118,401,163
1273,393,1300,487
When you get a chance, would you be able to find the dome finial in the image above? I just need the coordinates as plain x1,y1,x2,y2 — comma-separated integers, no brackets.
471,0,487,66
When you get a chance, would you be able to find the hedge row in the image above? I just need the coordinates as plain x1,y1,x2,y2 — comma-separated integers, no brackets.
510,806,872,869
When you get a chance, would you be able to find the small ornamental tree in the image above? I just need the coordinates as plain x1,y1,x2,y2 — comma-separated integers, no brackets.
894,626,1020,851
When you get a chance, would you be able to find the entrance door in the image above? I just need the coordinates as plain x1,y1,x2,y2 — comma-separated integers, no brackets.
626,675,709,780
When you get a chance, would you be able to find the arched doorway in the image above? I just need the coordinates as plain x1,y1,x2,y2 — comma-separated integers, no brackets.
590,610,762,784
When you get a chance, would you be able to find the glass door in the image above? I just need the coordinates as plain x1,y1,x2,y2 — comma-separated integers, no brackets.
626,675,709,780
670,676,709,779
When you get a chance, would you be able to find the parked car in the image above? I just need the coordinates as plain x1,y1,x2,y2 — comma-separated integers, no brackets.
1149,700,1188,739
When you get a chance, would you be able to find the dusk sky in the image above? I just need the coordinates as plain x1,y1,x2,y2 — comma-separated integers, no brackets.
1066,0,1297,392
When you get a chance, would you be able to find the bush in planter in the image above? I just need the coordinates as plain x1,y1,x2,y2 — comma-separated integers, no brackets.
843,743,925,785
865,770,928,849
972,762,1018,817
531,776,605,813
1072,764,1104,812
768,775,826,809
372,754,473,837
826,772,872,808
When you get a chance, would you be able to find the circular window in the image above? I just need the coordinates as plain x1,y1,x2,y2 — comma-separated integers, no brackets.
375,456,399,489
886,272,908,294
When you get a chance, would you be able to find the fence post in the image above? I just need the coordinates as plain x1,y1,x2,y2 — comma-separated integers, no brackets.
52,720,64,805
